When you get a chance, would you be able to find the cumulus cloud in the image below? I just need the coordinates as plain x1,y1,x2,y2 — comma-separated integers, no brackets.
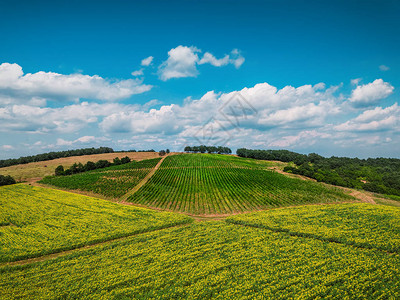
1,145,14,150
349,79,394,107
56,135,108,147
0,63,152,103
141,56,154,66
131,69,144,76
351,78,362,85
335,103,399,132
158,46,245,80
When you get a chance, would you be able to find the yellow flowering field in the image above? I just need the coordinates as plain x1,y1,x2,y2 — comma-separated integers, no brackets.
1,221,399,299
0,184,192,263
227,203,400,252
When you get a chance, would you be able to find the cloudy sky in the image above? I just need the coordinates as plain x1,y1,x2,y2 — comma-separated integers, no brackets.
1,0,399,159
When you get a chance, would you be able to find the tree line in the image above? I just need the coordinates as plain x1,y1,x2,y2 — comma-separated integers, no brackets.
0,147,114,168
0,175,16,186
184,145,232,154
237,148,400,196
55,156,131,176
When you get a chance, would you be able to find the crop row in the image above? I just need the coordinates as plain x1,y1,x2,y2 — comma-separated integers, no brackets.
0,184,191,263
129,161,354,214
227,203,400,253
40,158,161,198
1,221,399,299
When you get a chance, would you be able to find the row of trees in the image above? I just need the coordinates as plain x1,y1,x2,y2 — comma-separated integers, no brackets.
0,175,16,186
237,148,400,196
184,145,232,154
0,147,114,168
55,156,131,176
159,149,170,156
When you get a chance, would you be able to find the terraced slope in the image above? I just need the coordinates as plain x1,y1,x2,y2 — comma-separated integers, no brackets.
128,154,355,214
2,204,400,299
0,184,191,263
39,158,161,198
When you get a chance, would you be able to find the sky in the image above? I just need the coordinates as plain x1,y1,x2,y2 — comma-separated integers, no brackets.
0,0,399,159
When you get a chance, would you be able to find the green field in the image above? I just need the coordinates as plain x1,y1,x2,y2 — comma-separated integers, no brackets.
227,203,400,252
1,206,400,299
39,158,161,198
128,154,354,214
0,184,191,262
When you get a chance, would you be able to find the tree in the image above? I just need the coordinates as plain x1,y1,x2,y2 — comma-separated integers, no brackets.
113,157,122,165
0,175,16,186
120,156,131,164
166,149,170,154
159,150,166,156
55,165,65,176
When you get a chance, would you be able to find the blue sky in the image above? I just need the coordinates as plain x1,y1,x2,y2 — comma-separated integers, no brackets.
0,0,399,159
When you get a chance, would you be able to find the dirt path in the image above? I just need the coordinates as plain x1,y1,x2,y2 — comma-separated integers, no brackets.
0,222,189,268
119,154,168,203
343,188,376,204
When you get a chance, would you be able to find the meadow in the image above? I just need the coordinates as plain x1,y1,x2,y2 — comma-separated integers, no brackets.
39,158,161,198
128,154,355,214
0,184,191,263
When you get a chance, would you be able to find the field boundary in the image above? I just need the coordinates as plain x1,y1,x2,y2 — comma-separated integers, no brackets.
228,221,397,254
0,222,191,268
119,154,168,203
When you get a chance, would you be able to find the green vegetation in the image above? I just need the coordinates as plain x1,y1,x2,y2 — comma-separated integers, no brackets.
237,148,400,196
0,174,16,186
2,213,400,299
54,156,132,176
184,145,232,154
39,158,161,198
128,154,354,214
227,203,400,252
0,184,191,263
0,147,114,168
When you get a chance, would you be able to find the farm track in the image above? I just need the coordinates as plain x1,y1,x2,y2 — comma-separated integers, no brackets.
119,155,168,203
0,222,191,267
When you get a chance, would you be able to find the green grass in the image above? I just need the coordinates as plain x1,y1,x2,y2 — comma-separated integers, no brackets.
1,219,399,299
0,184,191,263
128,154,355,214
39,158,161,198
227,203,400,252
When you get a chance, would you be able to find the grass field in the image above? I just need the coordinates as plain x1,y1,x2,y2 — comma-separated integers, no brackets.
0,151,160,182
1,206,400,299
0,184,191,263
39,158,161,198
128,154,355,214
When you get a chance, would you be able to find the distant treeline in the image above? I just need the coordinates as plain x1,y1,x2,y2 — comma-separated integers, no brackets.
119,149,156,153
0,147,114,168
55,156,132,176
237,148,400,196
184,145,232,154
0,175,16,186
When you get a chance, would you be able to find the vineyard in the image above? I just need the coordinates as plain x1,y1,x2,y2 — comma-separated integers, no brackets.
0,184,191,262
39,158,161,198
128,154,355,214
2,205,400,299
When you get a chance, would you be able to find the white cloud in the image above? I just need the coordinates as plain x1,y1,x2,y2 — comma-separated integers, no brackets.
158,46,245,80
141,56,154,66
56,136,109,147
349,79,394,107
379,65,390,71
0,62,152,103
351,78,362,85
158,46,201,81
199,53,230,67
1,145,14,150
335,103,399,132
131,69,144,76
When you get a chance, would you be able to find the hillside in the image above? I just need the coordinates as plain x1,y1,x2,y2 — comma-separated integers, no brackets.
0,151,159,182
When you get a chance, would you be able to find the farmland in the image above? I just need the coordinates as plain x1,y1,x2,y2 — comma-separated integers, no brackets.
128,154,355,214
0,151,160,182
1,206,400,299
0,184,191,263
39,158,161,198
1,152,400,299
